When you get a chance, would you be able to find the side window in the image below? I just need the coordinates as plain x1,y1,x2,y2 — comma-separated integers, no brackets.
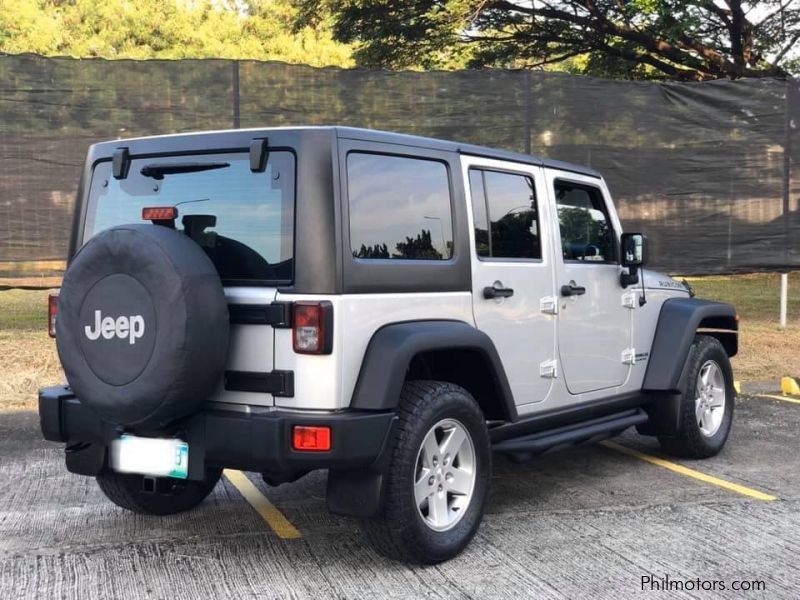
555,181,616,263
348,153,454,260
468,168,541,260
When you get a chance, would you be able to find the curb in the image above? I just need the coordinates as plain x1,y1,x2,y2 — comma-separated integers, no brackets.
736,377,800,397
780,376,800,396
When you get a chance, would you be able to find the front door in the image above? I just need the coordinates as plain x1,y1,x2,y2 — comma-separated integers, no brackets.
546,171,632,395
464,157,557,411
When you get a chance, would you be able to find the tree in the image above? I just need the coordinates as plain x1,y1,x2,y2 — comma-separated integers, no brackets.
352,230,444,259
492,210,539,258
0,0,353,67
355,242,390,258
394,229,443,259
558,206,608,257
296,1,800,80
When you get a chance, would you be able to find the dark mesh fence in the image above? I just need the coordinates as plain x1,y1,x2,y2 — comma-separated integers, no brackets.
1,54,798,278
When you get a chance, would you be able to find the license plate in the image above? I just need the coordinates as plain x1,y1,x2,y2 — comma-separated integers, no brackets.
111,434,189,479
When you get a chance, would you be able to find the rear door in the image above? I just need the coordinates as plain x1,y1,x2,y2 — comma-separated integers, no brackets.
545,170,632,395
208,287,279,406
464,156,558,412
83,150,297,407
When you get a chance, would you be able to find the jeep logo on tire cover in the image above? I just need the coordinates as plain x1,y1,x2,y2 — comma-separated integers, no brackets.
85,310,145,345
77,273,157,387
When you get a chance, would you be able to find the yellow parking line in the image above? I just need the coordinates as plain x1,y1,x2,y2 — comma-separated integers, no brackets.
600,441,777,501
223,469,302,539
755,393,800,406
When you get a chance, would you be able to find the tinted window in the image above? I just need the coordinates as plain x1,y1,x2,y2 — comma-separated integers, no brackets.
85,152,295,282
469,169,541,259
348,153,453,260
555,182,616,262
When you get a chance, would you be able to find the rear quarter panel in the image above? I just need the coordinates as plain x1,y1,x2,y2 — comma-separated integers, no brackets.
273,292,474,410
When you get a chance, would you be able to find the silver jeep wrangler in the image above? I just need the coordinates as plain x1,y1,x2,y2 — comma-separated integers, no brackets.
40,127,737,563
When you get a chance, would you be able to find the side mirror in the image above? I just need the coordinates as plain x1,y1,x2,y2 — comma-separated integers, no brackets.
621,233,647,268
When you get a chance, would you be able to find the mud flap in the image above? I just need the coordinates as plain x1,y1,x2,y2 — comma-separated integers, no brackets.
637,393,682,436
638,356,691,437
327,470,386,518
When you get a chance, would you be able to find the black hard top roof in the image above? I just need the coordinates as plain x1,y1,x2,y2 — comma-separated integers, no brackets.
334,126,601,178
95,126,601,179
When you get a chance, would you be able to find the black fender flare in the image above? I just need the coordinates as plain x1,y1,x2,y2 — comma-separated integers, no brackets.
349,320,516,419
643,298,737,392
332,320,514,518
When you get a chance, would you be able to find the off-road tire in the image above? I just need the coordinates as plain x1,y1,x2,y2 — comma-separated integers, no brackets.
658,335,734,459
360,380,491,564
96,468,221,515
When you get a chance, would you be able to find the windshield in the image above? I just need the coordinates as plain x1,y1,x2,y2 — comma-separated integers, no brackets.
84,151,295,283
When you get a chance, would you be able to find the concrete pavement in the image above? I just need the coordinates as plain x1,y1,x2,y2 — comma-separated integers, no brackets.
1,394,798,599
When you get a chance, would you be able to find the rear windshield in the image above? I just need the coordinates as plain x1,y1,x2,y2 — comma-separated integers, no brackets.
84,151,295,283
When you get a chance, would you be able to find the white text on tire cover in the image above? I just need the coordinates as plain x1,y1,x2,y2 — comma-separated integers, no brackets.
84,310,145,345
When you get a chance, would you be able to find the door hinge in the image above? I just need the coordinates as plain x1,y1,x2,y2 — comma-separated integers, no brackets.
621,348,636,365
621,292,637,309
540,359,558,379
540,296,558,315
224,370,294,397
228,302,292,328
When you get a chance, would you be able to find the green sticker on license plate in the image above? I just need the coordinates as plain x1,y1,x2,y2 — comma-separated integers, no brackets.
169,442,189,479
114,434,189,479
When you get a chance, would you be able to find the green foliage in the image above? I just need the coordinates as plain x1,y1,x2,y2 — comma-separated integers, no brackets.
394,229,443,260
491,211,537,259
353,230,443,259
355,242,390,258
0,0,353,67
298,0,800,80
559,207,603,244
558,207,613,260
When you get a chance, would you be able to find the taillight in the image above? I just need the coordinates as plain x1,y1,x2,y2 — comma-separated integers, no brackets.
292,301,333,354
292,425,331,452
48,291,59,338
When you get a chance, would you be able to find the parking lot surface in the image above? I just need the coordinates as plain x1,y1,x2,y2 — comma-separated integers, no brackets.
1,394,799,599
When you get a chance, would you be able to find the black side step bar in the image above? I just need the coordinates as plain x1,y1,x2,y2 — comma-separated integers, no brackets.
492,408,648,456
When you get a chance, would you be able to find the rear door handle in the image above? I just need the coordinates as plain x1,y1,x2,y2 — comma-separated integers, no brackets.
560,281,586,297
483,286,514,299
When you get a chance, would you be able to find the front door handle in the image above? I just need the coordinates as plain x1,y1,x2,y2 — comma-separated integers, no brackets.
483,286,514,299
560,281,586,297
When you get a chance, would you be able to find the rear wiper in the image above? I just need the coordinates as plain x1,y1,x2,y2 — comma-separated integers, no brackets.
140,162,230,180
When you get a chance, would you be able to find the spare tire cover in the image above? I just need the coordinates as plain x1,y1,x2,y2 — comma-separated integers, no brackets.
56,224,229,428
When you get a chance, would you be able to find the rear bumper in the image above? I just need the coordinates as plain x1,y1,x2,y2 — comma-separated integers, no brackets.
38,385,396,482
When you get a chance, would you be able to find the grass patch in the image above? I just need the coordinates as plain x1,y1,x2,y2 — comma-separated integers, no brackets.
730,322,800,382
0,273,797,410
0,330,61,410
684,272,800,382
0,289,51,331
685,273,800,323
0,289,62,410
